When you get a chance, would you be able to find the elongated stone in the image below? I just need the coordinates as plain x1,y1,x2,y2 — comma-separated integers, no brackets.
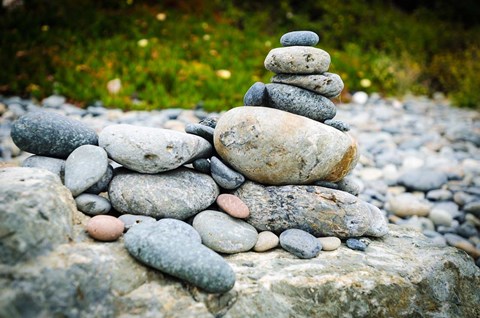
264,46,330,74
271,73,344,98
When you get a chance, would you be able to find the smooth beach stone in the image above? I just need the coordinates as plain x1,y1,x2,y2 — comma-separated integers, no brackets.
86,215,125,242
193,210,258,254
346,238,367,251
42,94,66,108
192,158,211,174
118,214,156,231
210,156,245,189
216,193,250,218
279,229,322,259
124,220,235,293
185,123,215,144
253,231,279,252
198,115,219,129
464,201,480,217
22,155,65,181
264,46,330,74
75,194,111,216
271,72,343,97
64,145,108,196
265,83,336,122
426,189,453,201
214,107,358,185
324,119,351,132
428,208,453,227
85,164,114,194
280,30,319,47
244,82,267,106
386,193,432,217
398,168,448,192
98,124,212,174
234,181,389,238
317,236,341,251
156,218,202,243
109,167,219,219
313,180,339,189
11,111,98,158
336,176,361,196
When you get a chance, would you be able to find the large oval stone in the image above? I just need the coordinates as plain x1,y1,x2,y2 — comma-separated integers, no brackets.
264,46,330,74
11,111,98,158
99,124,212,174
109,167,219,219
214,107,359,185
234,181,389,238
271,72,344,98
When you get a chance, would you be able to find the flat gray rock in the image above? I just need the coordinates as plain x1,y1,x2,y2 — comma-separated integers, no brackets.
193,210,258,254
210,156,245,189
64,145,108,196
234,181,389,238
11,111,98,158
280,229,322,259
124,220,235,293
75,194,111,215
271,73,344,98
108,167,219,219
280,31,319,47
265,83,336,122
214,107,358,185
22,155,65,181
99,124,212,174
264,46,330,74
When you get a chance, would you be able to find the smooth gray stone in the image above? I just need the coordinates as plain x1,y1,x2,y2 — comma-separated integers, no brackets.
336,176,361,196
11,111,98,158
280,31,319,47
22,155,65,182
210,156,245,189
192,158,211,174
64,145,108,196
0,167,75,265
265,84,336,122
109,167,219,219
279,229,321,259
464,201,480,217
324,119,351,132
313,180,339,189
185,123,214,144
156,218,202,243
271,73,343,98
346,238,367,251
199,115,219,129
75,194,111,215
234,181,388,238
398,169,448,192
85,164,114,194
124,220,235,293
42,95,66,108
118,214,156,230
244,82,266,106
193,210,258,254
426,189,453,201
264,46,330,74
99,124,212,174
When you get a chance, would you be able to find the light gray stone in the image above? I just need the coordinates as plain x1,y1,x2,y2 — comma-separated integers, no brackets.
99,124,212,174
264,46,330,74
317,236,341,251
280,31,319,47
214,107,358,185
398,168,448,192
118,214,156,230
22,155,65,181
254,231,279,252
75,194,111,215
271,72,344,97
280,229,322,259
428,208,453,227
108,167,219,219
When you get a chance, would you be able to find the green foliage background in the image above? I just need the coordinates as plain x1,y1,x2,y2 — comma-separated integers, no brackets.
1,0,479,111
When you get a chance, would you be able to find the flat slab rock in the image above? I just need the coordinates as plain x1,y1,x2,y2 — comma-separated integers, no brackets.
1,226,479,317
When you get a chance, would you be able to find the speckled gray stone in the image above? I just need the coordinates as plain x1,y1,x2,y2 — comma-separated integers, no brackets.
264,46,330,74
193,210,258,254
346,238,367,251
280,31,319,47
156,218,202,243
22,155,65,181
192,158,211,174
265,84,336,122
98,124,212,174
109,167,219,219
280,229,321,259
85,164,114,194
124,220,235,293
244,82,267,106
210,156,245,189
336,176,361,196
118,214,156,230
398,169,448,192
11,111,98,158
198,115,219,128
75,194,111,215
185,123,214,144
324,119,351,132
64,145,108,196
271,73,343,98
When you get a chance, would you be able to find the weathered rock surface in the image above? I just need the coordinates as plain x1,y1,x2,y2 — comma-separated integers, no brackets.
108,167,219,219
264,46,330,74
271,72,344,98
214,107,359,185
99,124,212,173
234,181,388,238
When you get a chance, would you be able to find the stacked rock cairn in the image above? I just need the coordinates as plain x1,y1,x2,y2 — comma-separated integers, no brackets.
9,31,388,294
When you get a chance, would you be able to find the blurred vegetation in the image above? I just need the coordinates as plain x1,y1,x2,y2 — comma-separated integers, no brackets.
0,0,479,111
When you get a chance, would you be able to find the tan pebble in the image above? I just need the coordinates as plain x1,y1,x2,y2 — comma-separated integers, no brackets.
254,231,279,252
87,215,124,241
317,236,341,251
453,241,480,259
216,193,250,218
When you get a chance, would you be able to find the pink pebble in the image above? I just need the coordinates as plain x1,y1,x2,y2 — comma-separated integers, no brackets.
216,194,250,218
86,215,125,241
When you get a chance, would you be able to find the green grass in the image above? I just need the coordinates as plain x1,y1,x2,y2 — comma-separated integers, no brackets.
1,0,479,111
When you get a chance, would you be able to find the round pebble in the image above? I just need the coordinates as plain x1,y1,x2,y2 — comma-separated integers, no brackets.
244,82,266,106
185,123,215,144
428,208,453,227
192,158,211,174
118,214,156,231
216,194,250,219
253,231,279,252
324,119,350,132
279,229,321,259
386,193,432,217
86,215,125,241
317,237,341,251
280,30,319,47
75,194,111,216
346,238,367,251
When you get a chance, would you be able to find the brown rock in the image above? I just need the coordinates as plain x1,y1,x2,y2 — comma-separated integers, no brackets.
217,194,250,218
87,215,125,241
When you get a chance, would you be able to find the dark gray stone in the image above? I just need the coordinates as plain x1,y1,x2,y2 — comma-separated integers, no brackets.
346,238,367,251
199,115,219,128
244,82,266,106
185,123,214,144
118,214,156,230
210,156,245,189
124,220,235,293
280,31,319,47
271,73,343,98
398,169,448,192
22,155,65,182
265,84,336,122
313,180,339,189
279,229,321,259
192,158,211,174
456,222,479,238
324,119,351,132
75,194,111,215
11,111,98,158
464,201,480,217
85,164,114,194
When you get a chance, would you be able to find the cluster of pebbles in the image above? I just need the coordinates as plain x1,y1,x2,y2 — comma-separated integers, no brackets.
1,31,479,292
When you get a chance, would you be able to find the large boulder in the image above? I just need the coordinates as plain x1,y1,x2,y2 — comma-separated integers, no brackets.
214,107,359,185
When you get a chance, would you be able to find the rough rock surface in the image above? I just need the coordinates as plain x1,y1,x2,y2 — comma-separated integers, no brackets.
214,107,359,185
234,181,389,238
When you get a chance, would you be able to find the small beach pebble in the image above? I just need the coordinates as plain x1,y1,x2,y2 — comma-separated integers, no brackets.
254,231,279,252
118,214,156,231
317,237,341,251
216,193,250,218
346,238,367,251
86,215,125,241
